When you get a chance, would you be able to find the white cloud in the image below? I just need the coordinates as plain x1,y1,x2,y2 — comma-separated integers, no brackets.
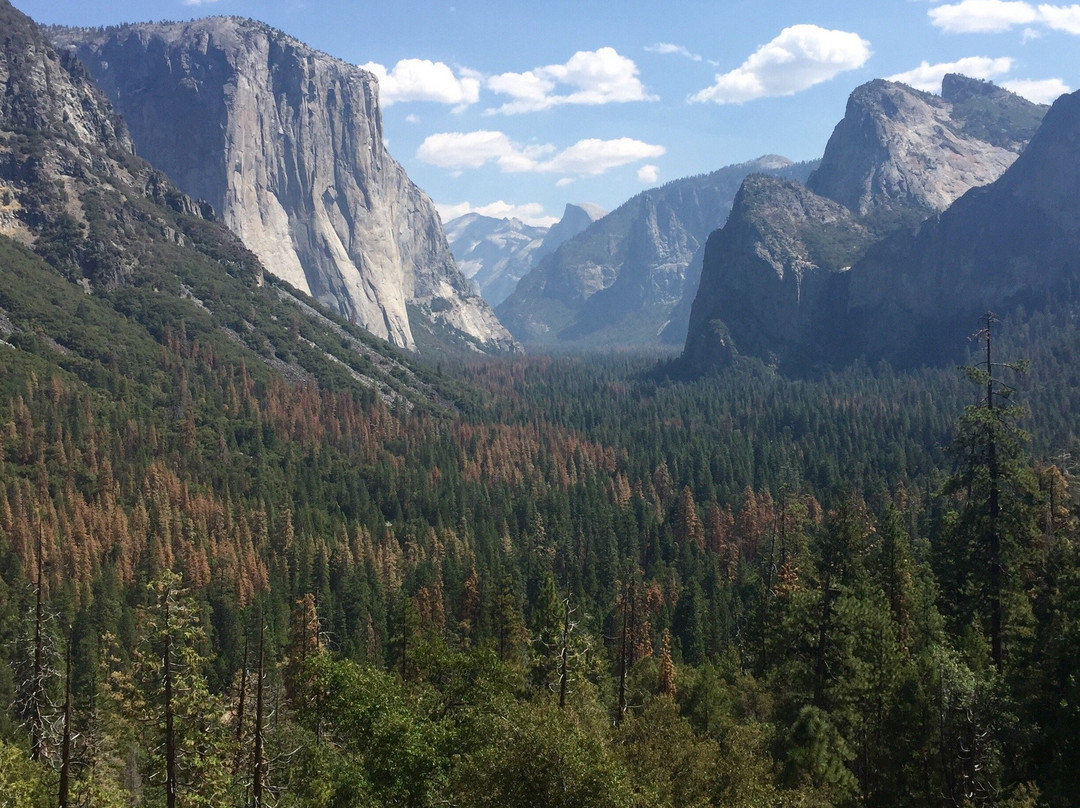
645,42,702,61
929,1,1080,34
887,56,1014,91
638,164,661,183
1002,76,1071,101
182,0,219,5
415,131,553,172
1038,3,1080,33
435,201,557,227
536,138,666,175
405,113,420,124
361,59,480,109
929,0,1039,32
486,47,657,114
416,131,665,177
690,25,871,104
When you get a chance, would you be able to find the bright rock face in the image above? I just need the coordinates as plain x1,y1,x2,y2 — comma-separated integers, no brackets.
807,77,1040,219
52,18,515,353
681,76,1050,373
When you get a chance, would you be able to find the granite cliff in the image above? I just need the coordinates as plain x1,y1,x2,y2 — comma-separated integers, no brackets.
497,156,815,350
806,77,1040,223
1,0,451,408
682,176,872,372
682,76,1049,373
841,88,1080,366
51,17,515,354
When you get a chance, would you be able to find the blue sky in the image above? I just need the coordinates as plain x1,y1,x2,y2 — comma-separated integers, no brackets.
16,0,1080,226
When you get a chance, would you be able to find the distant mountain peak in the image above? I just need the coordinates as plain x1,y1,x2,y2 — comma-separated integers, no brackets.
497,157,817,350
807,76,1041,219
682,74,1050,375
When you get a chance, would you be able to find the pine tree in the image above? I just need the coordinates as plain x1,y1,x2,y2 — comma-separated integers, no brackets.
941,313,1037,671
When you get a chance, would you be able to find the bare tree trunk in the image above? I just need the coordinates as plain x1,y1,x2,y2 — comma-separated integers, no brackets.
253,624,266,808
58,631,72,808
233,634,249,775
985,319,1003,672
164,594,177,808
616,579,628,725
31,525,45,762
558,596,570,710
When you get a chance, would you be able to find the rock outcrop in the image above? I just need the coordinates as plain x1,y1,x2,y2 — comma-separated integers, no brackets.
1,0,132,245
51,17,515,353
806,77,1039,221
497,156,815,349
841,88,1080,366
682,76,1049,373
2,0,453,409
683,176,872,372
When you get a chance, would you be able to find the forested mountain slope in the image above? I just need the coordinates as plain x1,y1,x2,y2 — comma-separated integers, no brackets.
3,1,1080,806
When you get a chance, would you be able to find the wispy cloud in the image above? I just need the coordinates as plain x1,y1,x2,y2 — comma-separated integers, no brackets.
929,1,1080,34
645,42,702,61
539,139,666,175
486,47,657,114
887,56,1014,91
435,201,557,227
690,25,871,104
361,59,480,110
416,130,664,178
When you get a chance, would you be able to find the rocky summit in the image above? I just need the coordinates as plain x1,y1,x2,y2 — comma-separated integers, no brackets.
841,88,1080,367
806,77,1037,222
682,175,873,372
51,18,515,354
682,76,1049,374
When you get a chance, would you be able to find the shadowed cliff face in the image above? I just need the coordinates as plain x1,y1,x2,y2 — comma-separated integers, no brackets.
496,156,815,350
683,176,873,373
682,76,1050,374
841,89,1080,367
52,18,515,354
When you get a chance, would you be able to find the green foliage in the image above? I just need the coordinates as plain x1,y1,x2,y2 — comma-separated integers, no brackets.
295,652,442,807
451,700,633,808
5,185,1080,806
0,740,50,808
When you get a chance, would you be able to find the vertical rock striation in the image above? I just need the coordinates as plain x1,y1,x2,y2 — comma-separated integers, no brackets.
52,18,515,353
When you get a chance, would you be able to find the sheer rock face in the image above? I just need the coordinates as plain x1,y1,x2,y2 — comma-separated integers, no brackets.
683,175,872,372
806,78,1033,219
496,156,814,349
843,89,1080,366
52,17,515,353
682,76,1050,373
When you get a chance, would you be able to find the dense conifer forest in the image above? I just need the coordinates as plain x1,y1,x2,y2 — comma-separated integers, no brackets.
3,228,1080,805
